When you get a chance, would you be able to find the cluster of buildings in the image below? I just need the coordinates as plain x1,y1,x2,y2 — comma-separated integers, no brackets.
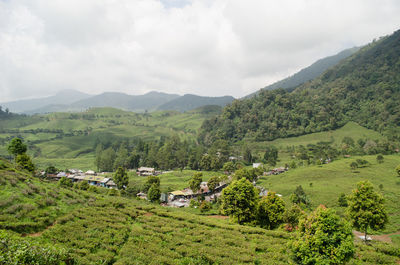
166,181,228,207
264,167,288,176
136,167,161,176
44,169,117,189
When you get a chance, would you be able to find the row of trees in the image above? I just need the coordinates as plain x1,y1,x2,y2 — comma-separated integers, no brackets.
220,177,388,263
95,135,261,172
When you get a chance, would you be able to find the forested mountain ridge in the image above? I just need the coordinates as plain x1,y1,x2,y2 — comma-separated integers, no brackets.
157,94,234,112
199,30,400,145
245,46,359,98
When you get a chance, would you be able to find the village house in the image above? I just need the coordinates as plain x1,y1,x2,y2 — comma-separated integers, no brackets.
253,163,262,168
137,167,155,176
85,175,104,186
85,170,96,176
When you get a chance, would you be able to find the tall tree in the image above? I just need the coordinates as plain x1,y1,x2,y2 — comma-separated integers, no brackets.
189,172,203,193
113,167,128,190
147,183,161,202
113,145,129,170
257,192,285,229
207,176,220,192
233,168,258,183
7,138,27,158
221,178,259,224
264,145,278,166
243,145,253,165
290,185,310,207
143,176,160,192
290,206,354,264
347,181,388,241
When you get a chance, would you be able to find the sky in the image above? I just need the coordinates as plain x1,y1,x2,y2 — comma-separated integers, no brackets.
1,0,400,101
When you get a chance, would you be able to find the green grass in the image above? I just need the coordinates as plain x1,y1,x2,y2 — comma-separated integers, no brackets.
257,154,400,233
240,122,385,166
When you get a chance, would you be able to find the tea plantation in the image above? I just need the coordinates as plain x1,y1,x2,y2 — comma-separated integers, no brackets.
1,158,400,264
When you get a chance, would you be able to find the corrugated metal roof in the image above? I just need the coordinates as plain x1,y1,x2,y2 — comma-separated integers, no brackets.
170,190,186,196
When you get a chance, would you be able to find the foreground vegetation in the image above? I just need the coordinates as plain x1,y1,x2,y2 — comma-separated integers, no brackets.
1,158,400,264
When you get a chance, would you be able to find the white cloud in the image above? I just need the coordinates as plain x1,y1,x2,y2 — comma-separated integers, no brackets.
0,0,400,101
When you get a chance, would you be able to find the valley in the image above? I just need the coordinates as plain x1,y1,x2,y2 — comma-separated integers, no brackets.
1,27,400,265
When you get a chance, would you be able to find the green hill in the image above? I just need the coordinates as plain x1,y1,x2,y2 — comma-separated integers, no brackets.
1,159,399,264
0,107,219,169
257,154,400,233
157,94,234,112
199,29,400,145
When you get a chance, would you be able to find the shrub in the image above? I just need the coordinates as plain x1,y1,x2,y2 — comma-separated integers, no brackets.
148,184,161,202
199,201,212,212
350,161,358,170
290,185,310,207
283,204,305,232
0,230,75,264
88,185,98,193
396,164,400,177
58,177,73,188
108,188,120,196
77,181,89,190
189,199,199,208
338,193,348,207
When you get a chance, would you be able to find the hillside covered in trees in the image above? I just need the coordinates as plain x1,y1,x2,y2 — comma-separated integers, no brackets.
199,30,400,145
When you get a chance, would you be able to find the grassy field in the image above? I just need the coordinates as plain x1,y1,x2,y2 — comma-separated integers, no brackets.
257,154,400,233
240,122,385,166
1,160,399,264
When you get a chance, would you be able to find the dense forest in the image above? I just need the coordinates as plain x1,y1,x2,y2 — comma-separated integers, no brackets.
199,30,400,145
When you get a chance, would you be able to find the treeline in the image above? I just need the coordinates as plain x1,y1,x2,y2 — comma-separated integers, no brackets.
94,135,257,172
286,137,398,166
199,30,400,145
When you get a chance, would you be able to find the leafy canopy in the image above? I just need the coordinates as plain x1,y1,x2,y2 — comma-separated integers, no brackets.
290,206,354,265
347,181,388,238
257,192,285,229
148,184,161,202
114,167,128,190
189,172,203,193
7,137,27,157
220,178,259,224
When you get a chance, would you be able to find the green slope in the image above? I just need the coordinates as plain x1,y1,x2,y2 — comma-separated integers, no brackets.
257,154,400,233
1,160,399,264
199,29,400,144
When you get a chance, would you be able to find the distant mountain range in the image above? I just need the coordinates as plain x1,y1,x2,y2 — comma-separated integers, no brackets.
157,94,234,112
1,90,235,114
245,46,360,98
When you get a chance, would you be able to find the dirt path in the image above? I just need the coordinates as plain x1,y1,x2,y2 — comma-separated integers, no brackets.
21,222,56,238
353,230,400,243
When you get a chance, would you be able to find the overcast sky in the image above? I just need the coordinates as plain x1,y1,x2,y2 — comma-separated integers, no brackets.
1,0,400,101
